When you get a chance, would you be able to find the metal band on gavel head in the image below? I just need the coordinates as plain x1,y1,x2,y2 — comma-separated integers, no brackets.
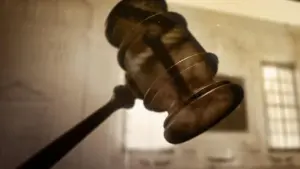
105,0,244,144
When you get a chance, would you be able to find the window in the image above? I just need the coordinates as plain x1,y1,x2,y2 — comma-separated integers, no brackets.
262,63,300,150
124,99,173,151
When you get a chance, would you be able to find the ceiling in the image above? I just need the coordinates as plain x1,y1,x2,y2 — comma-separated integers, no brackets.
167,0,300,26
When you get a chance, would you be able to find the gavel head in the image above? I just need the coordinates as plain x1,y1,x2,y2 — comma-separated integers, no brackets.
105,0,168,48
105,0,244,144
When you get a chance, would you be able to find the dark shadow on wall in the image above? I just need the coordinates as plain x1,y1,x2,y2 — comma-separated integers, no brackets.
210,75,248,132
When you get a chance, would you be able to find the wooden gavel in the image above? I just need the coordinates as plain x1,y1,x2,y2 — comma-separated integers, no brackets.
105,0,244,144
17,0,243,168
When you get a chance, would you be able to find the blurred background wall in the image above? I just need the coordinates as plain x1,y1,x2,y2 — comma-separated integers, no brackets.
0,0,300,169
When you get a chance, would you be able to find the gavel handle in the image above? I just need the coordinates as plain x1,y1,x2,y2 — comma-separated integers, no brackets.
17,85,135,169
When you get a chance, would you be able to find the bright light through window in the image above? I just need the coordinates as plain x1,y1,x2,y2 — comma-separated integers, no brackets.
124,99,173,151
262,63,300,150
263,66,277,79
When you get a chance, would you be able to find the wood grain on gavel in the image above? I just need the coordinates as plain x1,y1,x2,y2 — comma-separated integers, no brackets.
105,0,244,144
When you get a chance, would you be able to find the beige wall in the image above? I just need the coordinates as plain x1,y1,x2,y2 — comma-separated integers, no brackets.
0,1,300,169
0,1,124,169
167,0,300,26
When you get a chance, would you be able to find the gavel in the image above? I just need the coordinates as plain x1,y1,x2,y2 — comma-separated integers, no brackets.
17,0,243,168
105,0,244,143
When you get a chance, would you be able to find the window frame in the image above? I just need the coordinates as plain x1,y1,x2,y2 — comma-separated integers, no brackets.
261,61,300,152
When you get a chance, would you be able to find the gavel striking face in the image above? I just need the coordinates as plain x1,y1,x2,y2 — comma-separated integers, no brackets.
105,0,244,144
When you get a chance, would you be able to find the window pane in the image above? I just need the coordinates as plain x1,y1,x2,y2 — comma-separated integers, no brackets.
269,134,285,148
281,83,294,93
286,121,299,133
264,81,280,91
267,107,282,119
269,120,284,134
266,94,281,104
286,135,300,148
278,68,293,82
283,95,296,106
284,108,298,120
263,66,278,79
